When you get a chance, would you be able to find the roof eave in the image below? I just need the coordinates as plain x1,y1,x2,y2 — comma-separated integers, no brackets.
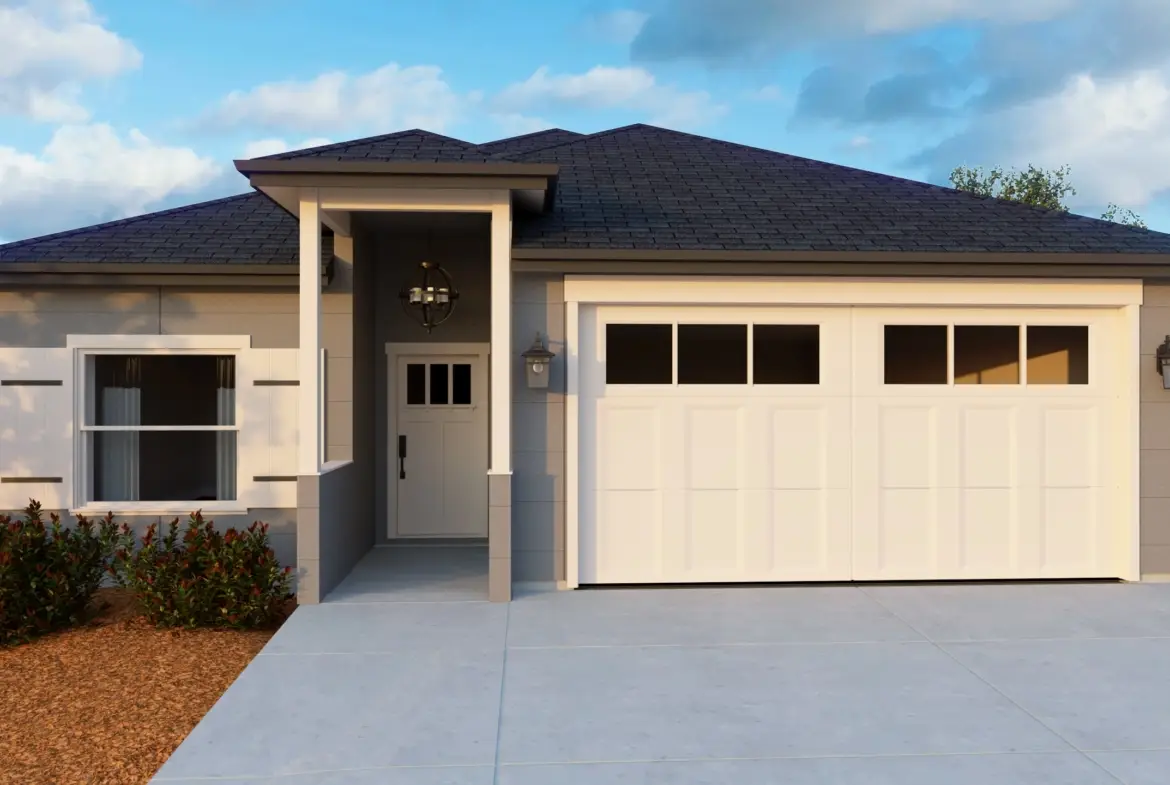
508,247,1170,265
233,158,560,178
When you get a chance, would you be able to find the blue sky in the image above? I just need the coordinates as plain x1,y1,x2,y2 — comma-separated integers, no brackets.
2,0,1169,242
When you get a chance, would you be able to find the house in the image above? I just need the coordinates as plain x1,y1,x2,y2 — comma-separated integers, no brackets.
1,123,1169,603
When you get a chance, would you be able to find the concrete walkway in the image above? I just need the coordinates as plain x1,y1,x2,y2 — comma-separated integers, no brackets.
153,552,1170,784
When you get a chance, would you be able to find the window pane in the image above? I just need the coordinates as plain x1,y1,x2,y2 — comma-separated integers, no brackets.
678,325,748,384
884,325,948,384
452,363,472,405
94,354,234,426
606,324,672,384
406,363,425,404
93,430,235,502
954,326,1020,385
430,363,449,404
1027,326,1089,384
753,324,819,384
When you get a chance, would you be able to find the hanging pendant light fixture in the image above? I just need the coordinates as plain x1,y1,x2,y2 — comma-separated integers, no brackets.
399,260,459,332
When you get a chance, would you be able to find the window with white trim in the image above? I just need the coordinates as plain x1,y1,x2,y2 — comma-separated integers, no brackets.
80,352,237,504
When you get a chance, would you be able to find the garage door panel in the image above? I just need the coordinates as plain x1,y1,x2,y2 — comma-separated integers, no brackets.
596,402,661,490
764,488,851,579
591,489,665,583
767,405,830,489
869,487,957,579
960,406,1019,488
683,404,743,489
878,404,945,489
679,489,744,574
957,487,1018,573
1041,405,1100,488
1040,487,1101,574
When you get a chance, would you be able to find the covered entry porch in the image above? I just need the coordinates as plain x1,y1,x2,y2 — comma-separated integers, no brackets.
234,154,563,604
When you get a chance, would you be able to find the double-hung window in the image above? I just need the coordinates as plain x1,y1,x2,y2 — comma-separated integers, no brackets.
78,350,239,509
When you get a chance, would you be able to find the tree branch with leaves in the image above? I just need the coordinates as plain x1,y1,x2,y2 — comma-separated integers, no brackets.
949,164,1147,228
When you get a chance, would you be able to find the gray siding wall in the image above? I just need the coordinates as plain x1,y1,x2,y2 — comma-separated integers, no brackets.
1141,284,1170,576
0,256,355,577
511,274,567,582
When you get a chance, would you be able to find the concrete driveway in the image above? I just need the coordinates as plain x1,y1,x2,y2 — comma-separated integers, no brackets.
152,550,1170,784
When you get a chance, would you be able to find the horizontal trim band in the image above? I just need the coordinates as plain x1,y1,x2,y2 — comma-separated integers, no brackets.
253,379,299,386
2,476,62,483
253,475,297,482
0,379,62,386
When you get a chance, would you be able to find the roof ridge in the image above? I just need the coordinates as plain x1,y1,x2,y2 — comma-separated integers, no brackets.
252,128,476,160
498,125,637,161
0,191,262,250
476,127,577,149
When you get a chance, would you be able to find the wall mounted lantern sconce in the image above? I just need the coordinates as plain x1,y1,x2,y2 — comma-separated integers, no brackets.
399,261,459,332
521,333,556,389
1157,335,1170,389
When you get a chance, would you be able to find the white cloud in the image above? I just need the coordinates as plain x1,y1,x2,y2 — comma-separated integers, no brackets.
848,134,872,148
241,137,332,158
0,124,223,240
0,0,141,121
202,63,463,134
858,0,1077,33
923,69,1170,209
494,65,725,128
745,85,783,101
584,9,649,44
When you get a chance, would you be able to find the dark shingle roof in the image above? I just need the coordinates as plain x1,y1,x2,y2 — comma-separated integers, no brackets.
257,129,496,162
475,128,584,158
4,123,1170,265
0,192,310,264
509,124,1170,254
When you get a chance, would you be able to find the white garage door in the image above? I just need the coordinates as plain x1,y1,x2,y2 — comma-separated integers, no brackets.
578,303,1127,584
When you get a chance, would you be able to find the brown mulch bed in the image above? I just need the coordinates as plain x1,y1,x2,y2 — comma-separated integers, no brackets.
0,589,294,785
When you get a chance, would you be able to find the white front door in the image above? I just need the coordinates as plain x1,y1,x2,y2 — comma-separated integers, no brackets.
393,353,488,537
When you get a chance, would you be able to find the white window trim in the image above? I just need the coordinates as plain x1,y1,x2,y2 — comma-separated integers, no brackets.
69,334,252,517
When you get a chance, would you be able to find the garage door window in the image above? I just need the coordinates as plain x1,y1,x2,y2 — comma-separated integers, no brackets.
678,324,747,384
754,324,820,384
955,326,1020,385
1027,326,1089,384
606,324,673,384
885,325,948,384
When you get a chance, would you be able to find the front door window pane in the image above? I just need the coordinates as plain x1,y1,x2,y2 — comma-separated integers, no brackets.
430,363,449,405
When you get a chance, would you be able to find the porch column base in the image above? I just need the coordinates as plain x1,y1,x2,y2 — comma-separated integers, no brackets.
488,471,512,602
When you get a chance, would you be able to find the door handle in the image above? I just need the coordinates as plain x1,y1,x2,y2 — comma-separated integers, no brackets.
398,434,407,479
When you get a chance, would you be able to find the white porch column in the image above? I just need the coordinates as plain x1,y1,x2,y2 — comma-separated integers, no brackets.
489,200,512,474
488,198,513,602
298,188,322,475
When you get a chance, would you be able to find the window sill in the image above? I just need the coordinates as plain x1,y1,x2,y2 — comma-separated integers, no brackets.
70,502,249,518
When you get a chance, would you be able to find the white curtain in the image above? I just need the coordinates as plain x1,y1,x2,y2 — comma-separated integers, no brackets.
99,358,141,502
216,356,237,501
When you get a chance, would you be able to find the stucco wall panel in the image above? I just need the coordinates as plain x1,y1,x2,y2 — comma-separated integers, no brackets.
1140,283,1170,575
511,272,566,583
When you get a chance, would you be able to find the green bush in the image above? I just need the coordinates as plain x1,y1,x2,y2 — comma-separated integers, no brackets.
0,501,123,645
113,512,292,629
